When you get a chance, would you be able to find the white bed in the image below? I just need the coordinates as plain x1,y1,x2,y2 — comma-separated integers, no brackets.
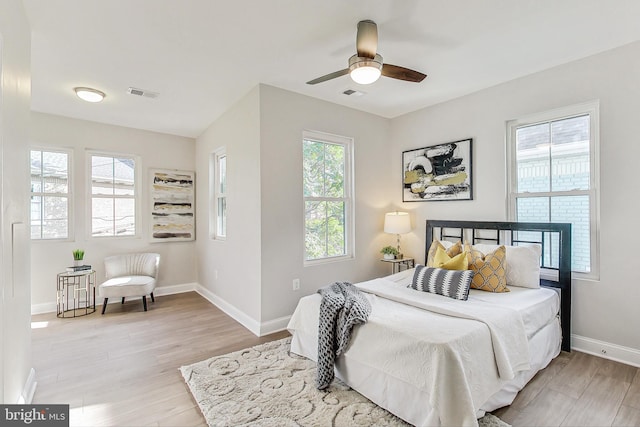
287,220,572,427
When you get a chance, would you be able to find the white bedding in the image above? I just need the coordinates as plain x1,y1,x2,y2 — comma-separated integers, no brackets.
386,269,560,338
287,272,561,427
355,278,531,380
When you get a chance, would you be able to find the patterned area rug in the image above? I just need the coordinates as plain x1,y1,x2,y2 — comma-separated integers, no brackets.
181,337,510,427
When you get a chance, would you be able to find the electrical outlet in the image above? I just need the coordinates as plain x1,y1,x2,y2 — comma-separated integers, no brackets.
292,278,300,291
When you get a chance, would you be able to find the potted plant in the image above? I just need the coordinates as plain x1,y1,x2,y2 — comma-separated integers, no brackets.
72,249,85,266
380,246,399,260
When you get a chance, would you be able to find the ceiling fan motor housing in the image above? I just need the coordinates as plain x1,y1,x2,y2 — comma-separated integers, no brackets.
349,54,383,72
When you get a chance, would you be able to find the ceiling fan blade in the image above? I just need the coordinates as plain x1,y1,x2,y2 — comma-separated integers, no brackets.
356,20,378,59
381,64,427,82
306,69,349,85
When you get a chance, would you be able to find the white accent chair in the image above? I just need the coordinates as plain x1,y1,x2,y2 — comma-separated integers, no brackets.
99,253,160,314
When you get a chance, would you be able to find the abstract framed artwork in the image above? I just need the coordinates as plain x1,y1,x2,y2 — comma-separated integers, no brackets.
402,138,473,202
149,169,195,241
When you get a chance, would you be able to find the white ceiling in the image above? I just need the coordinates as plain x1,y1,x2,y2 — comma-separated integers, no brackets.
23,0,640,138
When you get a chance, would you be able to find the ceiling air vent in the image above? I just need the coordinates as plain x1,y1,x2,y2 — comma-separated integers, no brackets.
342,89,365,97
127,87,159,99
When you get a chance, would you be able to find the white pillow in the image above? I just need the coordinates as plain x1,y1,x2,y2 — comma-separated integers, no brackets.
472,243,542,288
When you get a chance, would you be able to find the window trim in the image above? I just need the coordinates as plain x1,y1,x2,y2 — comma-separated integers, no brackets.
506,100,600,280
302,130,355,266
30,147,74,242
210,147,227,240
87,150,141,240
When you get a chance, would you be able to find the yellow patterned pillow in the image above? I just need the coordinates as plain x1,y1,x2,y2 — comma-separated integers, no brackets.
465,242,509,293
433,246,469,270
426,240,462,267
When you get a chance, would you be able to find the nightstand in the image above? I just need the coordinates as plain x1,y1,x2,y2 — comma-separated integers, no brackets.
380,257,415,274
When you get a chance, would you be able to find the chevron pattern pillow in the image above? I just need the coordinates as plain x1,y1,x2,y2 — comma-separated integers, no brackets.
410,264,474,301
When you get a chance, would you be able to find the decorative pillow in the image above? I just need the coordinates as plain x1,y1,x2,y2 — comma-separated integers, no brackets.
410,264,473,301
465,243,509,293
433,246,469,270
472,243,542,288
426,240,462,267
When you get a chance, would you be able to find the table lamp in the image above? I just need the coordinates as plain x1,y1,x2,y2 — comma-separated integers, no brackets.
384,211,411,258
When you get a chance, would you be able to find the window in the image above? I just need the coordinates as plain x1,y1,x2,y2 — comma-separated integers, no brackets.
303,131,354,263
30,149,71,240
90,153,137,237
507,101,599,278
210,148,227,239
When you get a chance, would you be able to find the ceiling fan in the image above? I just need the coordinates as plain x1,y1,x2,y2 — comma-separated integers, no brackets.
306,19,427,86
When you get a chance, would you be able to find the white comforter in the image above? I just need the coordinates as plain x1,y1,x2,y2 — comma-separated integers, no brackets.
287,277,532,427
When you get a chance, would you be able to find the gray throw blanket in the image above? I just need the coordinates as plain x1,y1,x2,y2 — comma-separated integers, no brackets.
316,281,371,390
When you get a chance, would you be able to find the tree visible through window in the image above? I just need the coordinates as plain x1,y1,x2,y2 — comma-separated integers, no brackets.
303,131,353,262
508,102,599,276
30,149,70,240
90,154,137,237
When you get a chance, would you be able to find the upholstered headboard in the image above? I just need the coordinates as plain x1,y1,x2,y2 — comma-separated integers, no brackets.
425,219,572,352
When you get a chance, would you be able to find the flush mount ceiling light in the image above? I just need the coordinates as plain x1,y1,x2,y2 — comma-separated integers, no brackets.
74,87,106,103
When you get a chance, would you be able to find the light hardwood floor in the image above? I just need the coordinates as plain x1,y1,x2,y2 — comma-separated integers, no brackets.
31,292,289,426
31,292,640,427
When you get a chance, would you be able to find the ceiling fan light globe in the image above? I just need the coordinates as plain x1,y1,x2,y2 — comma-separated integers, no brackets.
349,54,383,85
350,66,381,84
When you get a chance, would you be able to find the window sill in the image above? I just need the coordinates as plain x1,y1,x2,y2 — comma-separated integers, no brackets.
304,254,354,267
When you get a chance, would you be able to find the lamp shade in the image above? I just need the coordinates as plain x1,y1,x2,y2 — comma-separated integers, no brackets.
384,212,411,234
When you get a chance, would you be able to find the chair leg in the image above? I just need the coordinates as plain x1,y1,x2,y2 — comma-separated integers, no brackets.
142,295,147,311
102,298,108,315
150,292,155,303
121,297,125,304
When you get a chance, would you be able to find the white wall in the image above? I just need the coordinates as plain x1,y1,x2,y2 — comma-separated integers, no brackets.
195,86,263,322
0,0,32,403
30,113,197,310
390,41,640,356
258,85,393,323
195,84,395,332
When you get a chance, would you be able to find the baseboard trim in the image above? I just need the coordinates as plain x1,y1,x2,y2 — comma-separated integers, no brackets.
194,285,289,337
32,281,288,339
31,302,56,315
194,284,261,336
18,368,37,404
571,334,640,368
31,282,199,315
153,282,198,296
260,315,291,336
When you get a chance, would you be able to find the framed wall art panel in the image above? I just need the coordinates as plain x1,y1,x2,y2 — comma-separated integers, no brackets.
402,138,473,202
149,169,195,242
